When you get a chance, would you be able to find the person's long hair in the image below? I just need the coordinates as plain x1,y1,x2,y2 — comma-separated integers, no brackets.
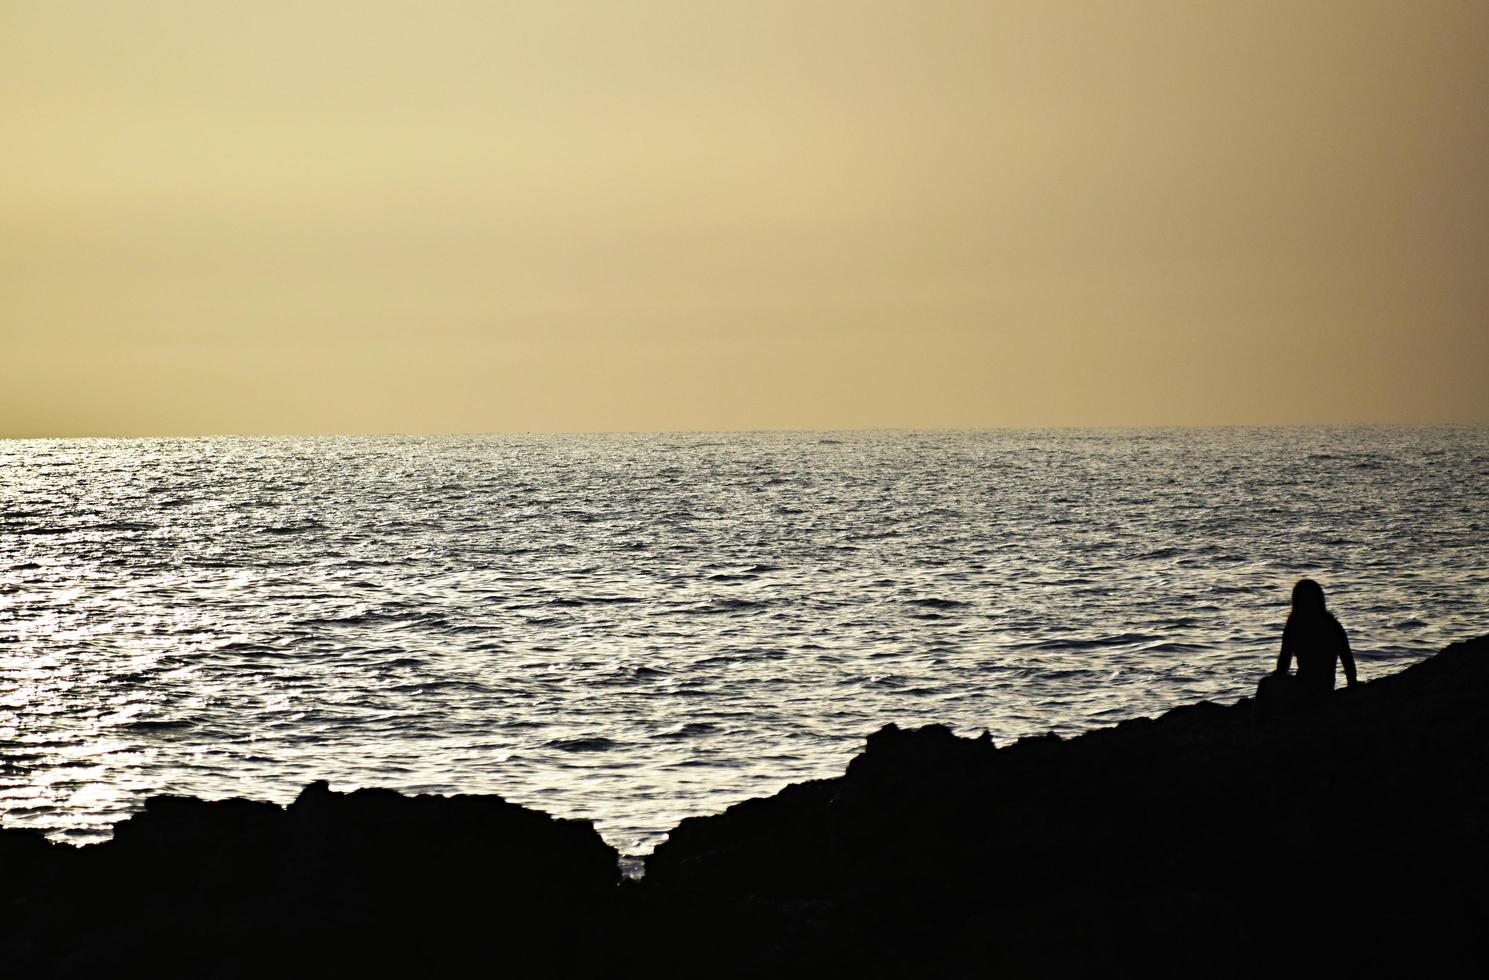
1288,578,1329,625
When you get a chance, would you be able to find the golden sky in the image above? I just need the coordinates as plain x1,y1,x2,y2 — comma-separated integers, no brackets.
4,0,1487,436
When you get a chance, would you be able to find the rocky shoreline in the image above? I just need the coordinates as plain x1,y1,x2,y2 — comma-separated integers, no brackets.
6,635,1487,977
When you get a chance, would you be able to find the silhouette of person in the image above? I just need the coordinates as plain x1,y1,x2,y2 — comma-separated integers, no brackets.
1274,579,1357,693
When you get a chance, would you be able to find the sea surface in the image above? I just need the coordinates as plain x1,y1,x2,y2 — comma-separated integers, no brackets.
2,428,1486,868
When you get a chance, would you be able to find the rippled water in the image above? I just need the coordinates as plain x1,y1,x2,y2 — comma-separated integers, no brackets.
2,428,1486,864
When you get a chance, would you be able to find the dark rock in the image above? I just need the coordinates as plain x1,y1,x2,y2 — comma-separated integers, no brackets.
6,636,1489,977
1,782,623,978
647,635,1489,976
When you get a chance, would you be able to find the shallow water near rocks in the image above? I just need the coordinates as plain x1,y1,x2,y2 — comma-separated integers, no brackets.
2,427,1486,867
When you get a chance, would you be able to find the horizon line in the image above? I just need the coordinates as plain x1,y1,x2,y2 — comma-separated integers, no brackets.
5,420,1487,442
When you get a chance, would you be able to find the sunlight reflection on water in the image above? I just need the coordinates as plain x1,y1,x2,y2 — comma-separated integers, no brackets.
2,427,1486,860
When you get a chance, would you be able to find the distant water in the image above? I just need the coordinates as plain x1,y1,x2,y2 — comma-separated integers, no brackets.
3,428,1486,867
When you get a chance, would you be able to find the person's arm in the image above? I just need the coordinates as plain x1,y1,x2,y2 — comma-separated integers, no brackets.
1276,621,1293,675
1339,623,1357,688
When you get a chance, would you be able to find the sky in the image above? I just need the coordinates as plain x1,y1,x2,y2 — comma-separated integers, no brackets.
4,0,1487,436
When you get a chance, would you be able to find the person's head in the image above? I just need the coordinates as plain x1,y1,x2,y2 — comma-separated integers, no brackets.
1290,578,1327,616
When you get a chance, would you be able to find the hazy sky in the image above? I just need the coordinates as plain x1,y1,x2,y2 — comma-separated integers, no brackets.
4,0,1487,436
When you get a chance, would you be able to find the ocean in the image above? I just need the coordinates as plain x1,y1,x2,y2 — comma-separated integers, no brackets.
2,427,1485,868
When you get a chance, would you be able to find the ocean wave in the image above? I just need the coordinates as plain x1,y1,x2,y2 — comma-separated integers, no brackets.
546,736,619,752
2,425,1483,860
